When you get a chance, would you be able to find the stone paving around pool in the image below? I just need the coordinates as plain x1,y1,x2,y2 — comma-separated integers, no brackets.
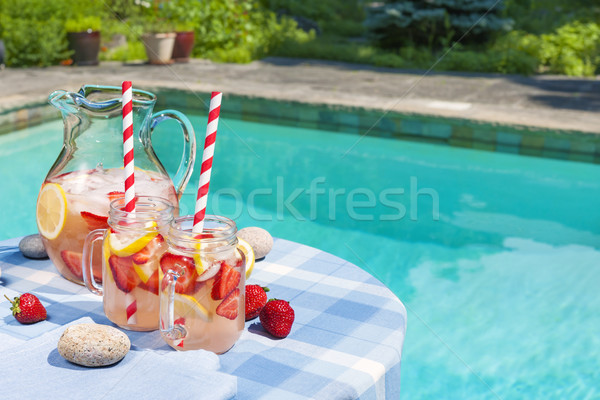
1,58,599,163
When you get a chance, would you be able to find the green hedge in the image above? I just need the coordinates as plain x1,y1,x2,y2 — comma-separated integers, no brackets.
0,0,307,67
1,0,598,76
365,0,514,49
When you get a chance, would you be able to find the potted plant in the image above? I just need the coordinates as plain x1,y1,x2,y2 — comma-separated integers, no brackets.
136,0,176,65
172,23,195,63
0,39,5,69
163,0,199,63
65,16,102,66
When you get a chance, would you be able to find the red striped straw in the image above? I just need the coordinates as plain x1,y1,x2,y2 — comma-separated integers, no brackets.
122,81,137,325
122,81,136,213
126,293,137,324
192,91,222,234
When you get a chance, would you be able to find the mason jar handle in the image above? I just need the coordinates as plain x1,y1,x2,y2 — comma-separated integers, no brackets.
160,270,187,341
150,110,196,199
82,229,105,296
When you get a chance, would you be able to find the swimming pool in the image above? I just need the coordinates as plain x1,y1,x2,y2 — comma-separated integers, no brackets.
1,113,600,399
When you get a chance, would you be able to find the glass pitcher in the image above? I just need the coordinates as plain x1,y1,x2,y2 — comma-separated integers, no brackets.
36,85,196,286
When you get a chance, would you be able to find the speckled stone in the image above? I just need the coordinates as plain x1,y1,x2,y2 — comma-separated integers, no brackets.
57,323,130,367
19,234,48,259
237,227,273,260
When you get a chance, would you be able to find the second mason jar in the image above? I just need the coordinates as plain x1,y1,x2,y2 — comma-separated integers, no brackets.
160,215,246,353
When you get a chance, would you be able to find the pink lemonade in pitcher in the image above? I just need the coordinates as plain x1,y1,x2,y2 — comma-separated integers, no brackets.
41,85,197,286
36,166,178,285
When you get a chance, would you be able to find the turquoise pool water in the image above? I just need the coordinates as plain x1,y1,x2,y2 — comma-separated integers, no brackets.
1,115,600,399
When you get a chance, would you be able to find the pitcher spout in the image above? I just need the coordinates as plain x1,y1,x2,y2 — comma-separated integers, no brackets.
48,85,157,114
48,90,72,112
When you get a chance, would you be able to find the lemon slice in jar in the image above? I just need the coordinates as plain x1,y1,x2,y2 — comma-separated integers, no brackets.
103,236,114,282
108,221,158,257
133,262,153,283
174,293,212,322
36,183,67,240
193,241,205,276
237,238,255,279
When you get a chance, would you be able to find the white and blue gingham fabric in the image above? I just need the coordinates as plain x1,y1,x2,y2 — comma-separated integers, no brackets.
0,237,406,400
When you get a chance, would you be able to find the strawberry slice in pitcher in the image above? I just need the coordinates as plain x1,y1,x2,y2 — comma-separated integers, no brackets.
61,250,84,280
81,211,109,230
160,253,199,295
107,191,139,204
107,191,125,202
61,250,102,282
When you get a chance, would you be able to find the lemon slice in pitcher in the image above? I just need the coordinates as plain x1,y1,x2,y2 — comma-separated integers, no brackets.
174,293,212,322
237,238,255,279
108,222,158,257
36,183,67,240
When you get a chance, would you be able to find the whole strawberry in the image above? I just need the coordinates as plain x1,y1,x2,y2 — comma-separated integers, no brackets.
5,293,47,324
245,285,269,321
259,299,294,338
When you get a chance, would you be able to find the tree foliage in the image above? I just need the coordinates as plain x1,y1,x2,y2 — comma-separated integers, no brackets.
365,0,514,48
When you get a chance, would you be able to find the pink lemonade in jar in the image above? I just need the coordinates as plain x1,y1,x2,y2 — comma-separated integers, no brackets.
37,166,178,285
102,229,169,331
160,217,246,353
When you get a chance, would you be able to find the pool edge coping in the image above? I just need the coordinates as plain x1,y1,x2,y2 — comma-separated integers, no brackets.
1,89,598,164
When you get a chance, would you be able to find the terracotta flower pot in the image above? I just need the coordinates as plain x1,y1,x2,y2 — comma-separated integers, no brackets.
142,32,176,65
0,39,5,68
67,31,101,66
172,31,195,63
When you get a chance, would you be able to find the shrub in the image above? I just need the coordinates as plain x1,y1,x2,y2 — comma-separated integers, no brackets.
538,21,600,76
0,17,70,67
191,0,310,63
365,0,514,49
0,0,109,67
65,17,103,33
259,0,364,36
0,0,71,67
437,43,539,75
495,22,600,76
505,0,600,34
99,40,146,63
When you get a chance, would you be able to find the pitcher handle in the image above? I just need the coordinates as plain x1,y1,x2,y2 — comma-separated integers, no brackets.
151,110,197,199
82,229,105,296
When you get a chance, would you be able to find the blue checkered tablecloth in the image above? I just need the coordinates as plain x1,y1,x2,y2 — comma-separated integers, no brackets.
0,236,406,399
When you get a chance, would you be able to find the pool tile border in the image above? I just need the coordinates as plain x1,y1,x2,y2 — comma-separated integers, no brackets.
2,90,599,164
0,104,59,134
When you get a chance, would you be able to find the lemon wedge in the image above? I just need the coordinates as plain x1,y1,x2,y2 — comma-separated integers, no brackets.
36,183,67,240
108,221,158,257
237,238,255,279
174,293,212,322
133,262,153,283
193,241,205,275
103,236,114,282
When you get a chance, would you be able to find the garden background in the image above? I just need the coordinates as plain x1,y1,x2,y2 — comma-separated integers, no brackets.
0,0,598,76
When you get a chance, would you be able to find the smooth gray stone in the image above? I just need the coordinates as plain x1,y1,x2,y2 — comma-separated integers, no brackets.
237,227,273,260
57,323,130,367
19,234,48,259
